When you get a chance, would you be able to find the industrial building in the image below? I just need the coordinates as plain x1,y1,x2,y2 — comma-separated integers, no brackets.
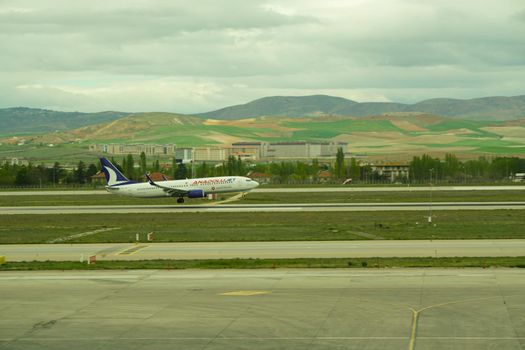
89,144,176,156
89,141,349,161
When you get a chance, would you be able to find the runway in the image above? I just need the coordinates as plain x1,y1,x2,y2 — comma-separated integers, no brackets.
1,201,524,214
1,185,524,196
1,269,524,350
2,239,525,261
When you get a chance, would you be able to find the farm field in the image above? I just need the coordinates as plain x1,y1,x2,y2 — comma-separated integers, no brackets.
2,113,525,163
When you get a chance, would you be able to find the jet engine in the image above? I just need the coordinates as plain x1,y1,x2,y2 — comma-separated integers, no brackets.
187,189,206,198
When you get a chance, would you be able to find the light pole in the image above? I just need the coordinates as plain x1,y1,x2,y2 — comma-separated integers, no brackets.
428,168,433,224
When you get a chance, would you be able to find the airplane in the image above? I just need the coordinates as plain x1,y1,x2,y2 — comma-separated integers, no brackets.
99,157,259,203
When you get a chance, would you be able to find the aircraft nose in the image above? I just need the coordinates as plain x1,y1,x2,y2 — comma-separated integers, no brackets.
252,180,260,188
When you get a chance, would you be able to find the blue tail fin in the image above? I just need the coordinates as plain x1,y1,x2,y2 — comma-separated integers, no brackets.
99,158,130,186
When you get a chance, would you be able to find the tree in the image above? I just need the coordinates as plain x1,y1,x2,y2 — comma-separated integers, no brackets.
311,158,319,183
444,153,460,179
86,163,98,183
197,162,209,177
49,162,63,185
139,152,147,175
74,161,87,184
125,154,135,179
349,158,360,180
174,162,187,179
0,162,15,186
15,166,30,186
334,147,345,179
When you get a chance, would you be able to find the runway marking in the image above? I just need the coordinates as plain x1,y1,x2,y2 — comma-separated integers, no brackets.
46,227,120,243
220,290,270,296
408,296,500,350
116,245,150,255
211,192,244,205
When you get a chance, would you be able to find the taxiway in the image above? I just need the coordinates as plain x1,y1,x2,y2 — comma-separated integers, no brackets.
1,201,524,214
1,269,524,350
2,239,525,261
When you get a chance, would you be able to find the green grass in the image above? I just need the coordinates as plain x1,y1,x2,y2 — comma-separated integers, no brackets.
425,119,497,135
1,190,523,206
0,143,101,164
284,119,402,139
1,210,524,244
2,256,524,270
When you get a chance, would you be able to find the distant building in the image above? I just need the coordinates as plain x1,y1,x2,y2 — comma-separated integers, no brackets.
90,171,107,184
193,147,227,162
230,141,348,159
175,148,193,163
89,143,176,156
9,158,29,166
229,142,262,160
317,170,334,183
513,173,525,182
89,141,349,161
370,162,410,182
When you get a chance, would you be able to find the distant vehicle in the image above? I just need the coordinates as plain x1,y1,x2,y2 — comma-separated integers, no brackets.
514,173,525,182
100,158,259,203
342,178,353,185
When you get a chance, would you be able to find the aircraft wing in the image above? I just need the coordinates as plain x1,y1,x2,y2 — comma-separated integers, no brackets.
145,174,188,196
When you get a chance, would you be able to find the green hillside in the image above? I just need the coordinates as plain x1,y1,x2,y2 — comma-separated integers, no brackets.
2,112,525,163
0,107,129,136
197,94,525,121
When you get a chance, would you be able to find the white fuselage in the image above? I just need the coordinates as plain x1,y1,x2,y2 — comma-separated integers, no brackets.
106,176,258,198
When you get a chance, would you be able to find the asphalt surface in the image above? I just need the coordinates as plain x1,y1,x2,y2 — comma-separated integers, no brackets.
1,269,524,350
1,185,524,195
3,239,525,262
1,201,525,214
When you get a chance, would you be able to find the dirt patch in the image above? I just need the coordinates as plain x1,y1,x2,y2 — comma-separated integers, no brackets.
390,119,427,132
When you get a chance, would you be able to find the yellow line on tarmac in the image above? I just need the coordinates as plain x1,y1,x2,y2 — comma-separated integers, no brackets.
220,290,270,296
210,192,244,205
116,245,150,256
407,296,499,350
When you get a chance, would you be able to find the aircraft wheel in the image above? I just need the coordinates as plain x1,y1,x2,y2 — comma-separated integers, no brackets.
177,197,185,204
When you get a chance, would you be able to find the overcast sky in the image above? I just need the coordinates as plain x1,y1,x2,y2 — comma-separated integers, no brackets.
1,0,524,113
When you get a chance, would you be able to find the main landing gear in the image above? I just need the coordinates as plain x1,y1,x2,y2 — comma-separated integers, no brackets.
177,197,185,204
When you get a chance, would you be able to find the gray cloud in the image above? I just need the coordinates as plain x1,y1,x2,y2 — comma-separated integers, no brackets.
0,0,524,113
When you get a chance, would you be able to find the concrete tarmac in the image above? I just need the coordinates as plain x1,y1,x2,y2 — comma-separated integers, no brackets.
1,201,525,214
1,185,524,195
3,239,525,262
1,269,524,350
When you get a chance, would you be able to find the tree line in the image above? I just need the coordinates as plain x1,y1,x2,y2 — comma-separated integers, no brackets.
1,150,524,187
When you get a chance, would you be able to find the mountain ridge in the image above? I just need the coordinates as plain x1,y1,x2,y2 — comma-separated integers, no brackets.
2,94,525,136
197,94,525,121
0,107,130,135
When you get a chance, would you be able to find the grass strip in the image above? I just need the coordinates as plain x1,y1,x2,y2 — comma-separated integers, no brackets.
2,210,524,244
2,257,525,271
2,190,525,206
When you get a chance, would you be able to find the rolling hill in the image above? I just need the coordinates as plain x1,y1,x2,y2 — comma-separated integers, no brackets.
5,112,524,160
0,107,130,136
2,94,525,137
197,94,525,121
